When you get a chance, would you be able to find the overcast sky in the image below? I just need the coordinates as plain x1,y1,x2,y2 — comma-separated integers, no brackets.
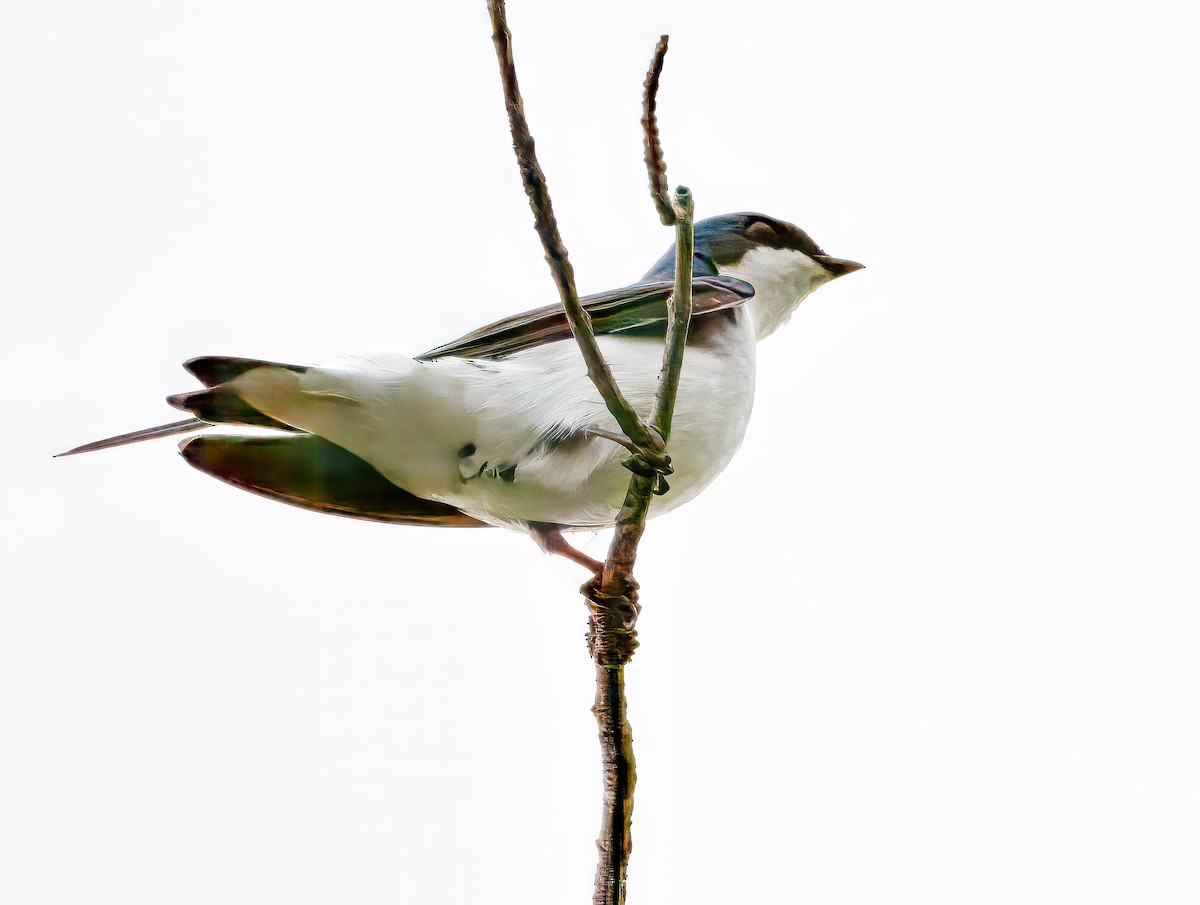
3,2,1198,903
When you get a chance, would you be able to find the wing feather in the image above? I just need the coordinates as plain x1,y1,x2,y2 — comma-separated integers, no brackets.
417,276,754,361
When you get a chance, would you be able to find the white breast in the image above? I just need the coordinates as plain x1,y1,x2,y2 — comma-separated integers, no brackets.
232,313,758,530
722,246,833,340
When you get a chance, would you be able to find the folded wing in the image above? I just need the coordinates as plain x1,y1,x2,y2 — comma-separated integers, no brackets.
418,275,754,361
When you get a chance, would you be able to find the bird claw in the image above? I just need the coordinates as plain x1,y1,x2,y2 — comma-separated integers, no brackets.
621,451,673,481
644,424,667,453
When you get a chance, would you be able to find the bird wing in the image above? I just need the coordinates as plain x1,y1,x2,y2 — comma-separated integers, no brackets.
417,275,754,361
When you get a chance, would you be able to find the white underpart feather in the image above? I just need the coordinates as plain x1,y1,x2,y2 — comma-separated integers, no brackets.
719,246,833,340
231,315,757,531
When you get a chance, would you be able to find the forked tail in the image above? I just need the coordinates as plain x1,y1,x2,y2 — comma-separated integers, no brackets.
56,355,302,457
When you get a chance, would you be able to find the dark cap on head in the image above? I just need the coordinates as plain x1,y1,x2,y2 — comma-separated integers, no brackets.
641,212,843,280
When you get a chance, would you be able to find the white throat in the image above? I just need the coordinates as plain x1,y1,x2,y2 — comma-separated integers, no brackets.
720,246,832,340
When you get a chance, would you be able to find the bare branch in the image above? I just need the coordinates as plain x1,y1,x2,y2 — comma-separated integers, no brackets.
586,428,648,456
587,187,696,905
642,35,674,226
651,186,695,442
596,187,695,589
485,0,663,454
589,649,638,905
585,35,699,905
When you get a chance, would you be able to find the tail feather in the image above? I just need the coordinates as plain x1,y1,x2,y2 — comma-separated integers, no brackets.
59,356,313,458
184,356,308,388
168,386,299,432
180,433,488,527
56,418,208,457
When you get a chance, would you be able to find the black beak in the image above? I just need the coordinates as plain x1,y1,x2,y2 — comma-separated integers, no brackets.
813,255,865,277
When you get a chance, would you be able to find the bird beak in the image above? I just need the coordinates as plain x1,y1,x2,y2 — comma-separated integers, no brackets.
813,255,865,277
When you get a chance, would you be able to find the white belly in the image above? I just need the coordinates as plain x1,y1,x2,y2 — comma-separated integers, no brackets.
233,314,757,530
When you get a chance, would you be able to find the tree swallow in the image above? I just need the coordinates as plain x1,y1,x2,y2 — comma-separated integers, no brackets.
60,213,863,570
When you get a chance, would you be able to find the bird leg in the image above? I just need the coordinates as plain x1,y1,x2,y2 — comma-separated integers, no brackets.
529,523,604,573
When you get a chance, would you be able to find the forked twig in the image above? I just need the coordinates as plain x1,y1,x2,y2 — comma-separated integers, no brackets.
483,9,693,904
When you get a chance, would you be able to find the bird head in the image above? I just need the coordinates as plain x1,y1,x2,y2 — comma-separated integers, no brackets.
642,212,864,340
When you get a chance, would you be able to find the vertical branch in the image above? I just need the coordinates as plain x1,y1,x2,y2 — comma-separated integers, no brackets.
652,187,695,442
587,190,694,905
588,642,639,905
586,33,696,905
595,186,693,591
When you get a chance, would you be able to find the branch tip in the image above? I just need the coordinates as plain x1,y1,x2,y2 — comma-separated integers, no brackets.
642,35,674,226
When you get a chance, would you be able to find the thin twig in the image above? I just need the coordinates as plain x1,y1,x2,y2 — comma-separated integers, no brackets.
586,428,646,456
651,186,695,441
485,0,663,455
596,187,693,589
642,35,674,226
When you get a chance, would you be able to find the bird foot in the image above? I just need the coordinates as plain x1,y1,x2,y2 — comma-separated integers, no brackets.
620,452,673,495
585,427,673,494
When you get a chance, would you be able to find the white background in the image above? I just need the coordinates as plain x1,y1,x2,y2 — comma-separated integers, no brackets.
2,2,1198,903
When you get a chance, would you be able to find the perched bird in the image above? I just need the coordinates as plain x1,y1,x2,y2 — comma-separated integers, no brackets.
60,213,862,570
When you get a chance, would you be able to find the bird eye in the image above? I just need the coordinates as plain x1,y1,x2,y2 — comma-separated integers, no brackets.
745,221,779,244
